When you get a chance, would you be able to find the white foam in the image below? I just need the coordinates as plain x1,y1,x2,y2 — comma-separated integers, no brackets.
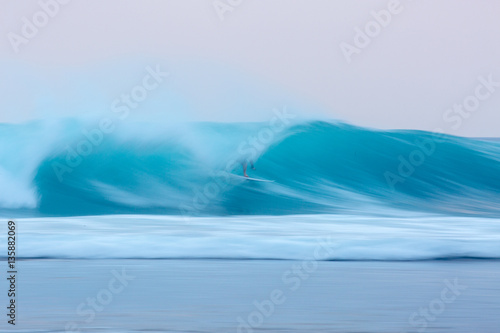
3,214,500,260
0,167,38,208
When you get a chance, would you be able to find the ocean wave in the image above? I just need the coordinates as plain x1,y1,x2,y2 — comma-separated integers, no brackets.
1,118,500,217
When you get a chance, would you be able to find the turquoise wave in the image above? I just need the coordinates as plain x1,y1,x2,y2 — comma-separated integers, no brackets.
2,118,500,217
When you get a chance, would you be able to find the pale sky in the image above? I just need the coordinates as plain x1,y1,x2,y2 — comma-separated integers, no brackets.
1,0,500,136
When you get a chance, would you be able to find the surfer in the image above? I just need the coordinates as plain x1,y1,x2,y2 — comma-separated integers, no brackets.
242,160,255,177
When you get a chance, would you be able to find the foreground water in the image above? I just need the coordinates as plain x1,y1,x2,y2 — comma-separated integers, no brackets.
1,259,499,332
0,214,499,332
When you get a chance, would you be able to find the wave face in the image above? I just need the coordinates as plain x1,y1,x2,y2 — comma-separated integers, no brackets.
2,118,500,217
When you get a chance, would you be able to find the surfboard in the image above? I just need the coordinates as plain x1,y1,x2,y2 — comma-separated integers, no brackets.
232,175,275,182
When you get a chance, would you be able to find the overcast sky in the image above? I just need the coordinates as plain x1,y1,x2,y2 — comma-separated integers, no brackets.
1,0,499,136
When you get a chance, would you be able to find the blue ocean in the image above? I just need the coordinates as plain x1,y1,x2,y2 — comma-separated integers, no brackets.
2,117,500,333
1,117,500,262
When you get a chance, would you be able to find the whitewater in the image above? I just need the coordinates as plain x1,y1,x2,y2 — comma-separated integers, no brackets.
8,214,500,261
1,117,500,261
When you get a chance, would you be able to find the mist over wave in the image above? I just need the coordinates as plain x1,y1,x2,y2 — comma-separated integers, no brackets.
2,117,500,217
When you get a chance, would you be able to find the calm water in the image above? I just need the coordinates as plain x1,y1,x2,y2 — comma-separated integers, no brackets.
2,259,499,332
